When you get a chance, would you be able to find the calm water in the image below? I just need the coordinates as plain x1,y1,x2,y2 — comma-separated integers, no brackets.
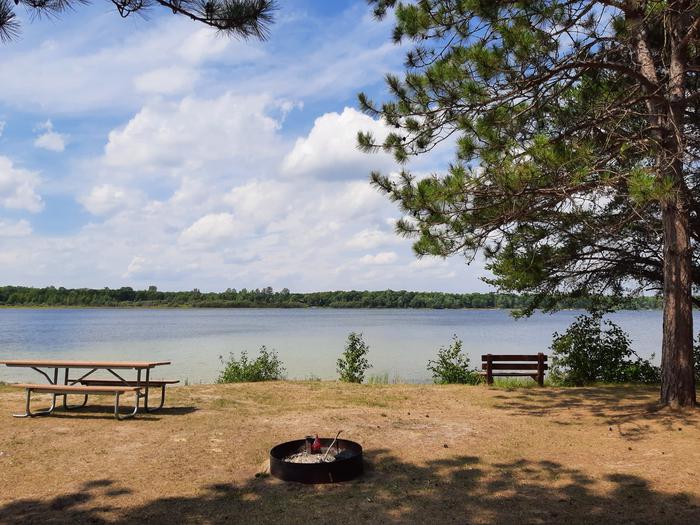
0,308,682,384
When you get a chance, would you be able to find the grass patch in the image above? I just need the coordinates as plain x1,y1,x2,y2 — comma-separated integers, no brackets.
491,377,554,389
367,372,389,384
367,372,405,384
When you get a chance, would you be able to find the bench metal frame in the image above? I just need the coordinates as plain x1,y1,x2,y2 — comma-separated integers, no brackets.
13,386,140,420
80,379,174,411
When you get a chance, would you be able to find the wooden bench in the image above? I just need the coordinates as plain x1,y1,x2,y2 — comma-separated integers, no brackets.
480,353,548,386
13,384,141,420
80,379,179,411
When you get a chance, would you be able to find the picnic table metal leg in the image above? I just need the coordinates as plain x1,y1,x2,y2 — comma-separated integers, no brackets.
114,390,139,420
30,366,58,385
13,389,57,418
143,368,151,411
13,367,60,417
62,367,89,411
145,383,167,412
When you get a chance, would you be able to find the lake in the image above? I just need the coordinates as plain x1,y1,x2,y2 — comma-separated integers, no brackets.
0,308,682,384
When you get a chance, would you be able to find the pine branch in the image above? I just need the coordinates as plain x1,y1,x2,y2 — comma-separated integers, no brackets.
0,0,275,42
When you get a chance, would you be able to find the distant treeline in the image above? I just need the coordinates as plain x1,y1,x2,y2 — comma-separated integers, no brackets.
0,286,664,310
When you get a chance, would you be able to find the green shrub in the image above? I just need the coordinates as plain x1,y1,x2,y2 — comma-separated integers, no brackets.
217,346,286,383
550,312,660,386
694,335,700,382
337,332,371,383
427,335,482,384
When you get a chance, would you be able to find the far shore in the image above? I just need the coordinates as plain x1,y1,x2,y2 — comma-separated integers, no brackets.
0,304,662,311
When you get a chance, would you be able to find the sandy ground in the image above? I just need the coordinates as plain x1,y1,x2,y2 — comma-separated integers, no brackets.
0,381,699,524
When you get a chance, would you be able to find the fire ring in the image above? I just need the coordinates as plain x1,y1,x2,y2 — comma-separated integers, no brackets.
269,438,364,484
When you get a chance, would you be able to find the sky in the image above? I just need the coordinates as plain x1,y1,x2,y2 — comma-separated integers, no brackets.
0,0,491,293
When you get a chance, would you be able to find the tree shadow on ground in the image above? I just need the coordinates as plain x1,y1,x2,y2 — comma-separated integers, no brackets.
3,449,699,524
490,385,699,440
17,405,198,421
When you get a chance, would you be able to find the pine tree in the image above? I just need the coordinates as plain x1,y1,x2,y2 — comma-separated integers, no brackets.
359,0,700,407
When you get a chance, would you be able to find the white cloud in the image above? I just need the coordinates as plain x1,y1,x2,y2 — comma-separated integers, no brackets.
0,17,264,114
360,251,398,265
104,93,284,177
179,213,247,246
282,107,396,180
178,28,232,62
0,219,32,237
133,67,198,95
124,256,146,278
0,156,43,212
34,120,68,152
223,180,291,227
78,184,141,216
346,228,399,250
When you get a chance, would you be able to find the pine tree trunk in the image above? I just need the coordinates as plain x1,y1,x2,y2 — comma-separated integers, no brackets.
658,7,696,408
660,194,696,407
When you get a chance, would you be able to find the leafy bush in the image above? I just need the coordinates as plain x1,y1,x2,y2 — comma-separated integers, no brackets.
217,346,286,383
427,335,482,384
694,335,700,382
337,332,371,383
550,312,660,386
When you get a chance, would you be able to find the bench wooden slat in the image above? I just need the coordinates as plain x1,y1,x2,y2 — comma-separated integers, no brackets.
481,353,547,386
13,384,141,394
480,354,548,361
81,379,179,387
481,363,549,371
478,372,540,377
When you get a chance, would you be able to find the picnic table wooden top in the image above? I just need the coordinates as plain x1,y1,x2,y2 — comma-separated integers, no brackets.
0,359,171,369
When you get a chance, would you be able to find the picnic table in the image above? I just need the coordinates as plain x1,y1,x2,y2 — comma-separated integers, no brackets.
0,359,178,420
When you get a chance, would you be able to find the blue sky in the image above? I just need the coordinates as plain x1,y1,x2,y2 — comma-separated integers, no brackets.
0,0,490,292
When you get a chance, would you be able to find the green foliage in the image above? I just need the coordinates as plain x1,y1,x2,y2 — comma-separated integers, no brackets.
549,312,660,386
427,335,482,385
693,335,700,383
0,285,664,311
217,346,285,383
337,332,372,383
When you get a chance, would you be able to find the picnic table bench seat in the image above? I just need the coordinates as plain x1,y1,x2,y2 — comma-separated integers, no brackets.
80,379,179,411
480,353,548,386
12,383,141,420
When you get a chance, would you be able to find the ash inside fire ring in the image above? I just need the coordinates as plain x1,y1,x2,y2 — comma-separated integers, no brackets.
284,448,356,463
283,432,348,463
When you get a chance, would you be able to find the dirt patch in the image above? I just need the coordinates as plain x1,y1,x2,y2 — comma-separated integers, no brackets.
0,382,698,524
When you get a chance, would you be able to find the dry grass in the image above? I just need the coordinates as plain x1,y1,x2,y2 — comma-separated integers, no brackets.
0,382,699,524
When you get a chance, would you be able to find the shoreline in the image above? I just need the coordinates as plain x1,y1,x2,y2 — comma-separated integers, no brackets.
0,304,663,311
